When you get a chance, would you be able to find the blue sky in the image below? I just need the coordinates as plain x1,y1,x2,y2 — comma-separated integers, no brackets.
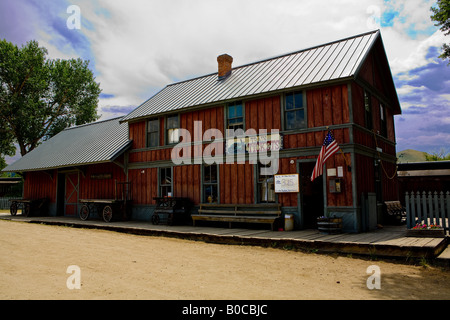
0,0,449,160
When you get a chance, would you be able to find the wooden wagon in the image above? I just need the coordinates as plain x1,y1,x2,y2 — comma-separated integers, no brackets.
79,181,132,223
152,197,193,226
9,198,49,217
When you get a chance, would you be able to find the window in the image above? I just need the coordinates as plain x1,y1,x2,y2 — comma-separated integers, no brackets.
147,118,159,148
257,163,276,203
364,90,373,130
227,101,244,130
203,164,218,203
159,167,172,197
166,115,179,144
285,91,305,130
380,104,387,137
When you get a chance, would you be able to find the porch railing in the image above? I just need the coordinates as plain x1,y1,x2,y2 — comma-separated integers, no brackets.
405,191,450,232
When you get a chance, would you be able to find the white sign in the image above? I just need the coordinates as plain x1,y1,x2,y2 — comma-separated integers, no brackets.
337,166,344,177
274,174,299,193
327,168,337,177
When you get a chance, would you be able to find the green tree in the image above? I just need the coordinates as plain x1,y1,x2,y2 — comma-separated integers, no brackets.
0,121,15,171
431,0,450,65
0,39,101,157
425,148,450,161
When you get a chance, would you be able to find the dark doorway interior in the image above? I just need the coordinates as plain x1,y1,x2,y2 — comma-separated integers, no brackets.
299,161,324,228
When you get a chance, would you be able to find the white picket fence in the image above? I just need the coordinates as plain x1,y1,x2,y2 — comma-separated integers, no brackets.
405,191,450,231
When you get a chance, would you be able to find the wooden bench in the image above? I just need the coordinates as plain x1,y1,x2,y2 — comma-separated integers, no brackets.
384,200,406,225
191,203,282,230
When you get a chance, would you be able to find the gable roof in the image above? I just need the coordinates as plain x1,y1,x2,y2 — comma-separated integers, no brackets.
3,117,131,173
122,29,399,122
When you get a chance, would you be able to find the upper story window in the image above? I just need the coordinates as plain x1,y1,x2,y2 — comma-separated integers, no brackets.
380,103,387,138
166,115,180,144
227,101,244,131
364,90,373,131
147,118,159,148
285,91,305,130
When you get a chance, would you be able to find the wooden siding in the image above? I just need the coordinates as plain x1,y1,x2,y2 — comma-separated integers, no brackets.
128,165,202,205
128,168,158,206
219,163,254,205
245,96,281,131
353,127,396,156
381,161,399,201
23,171,57,202
128,106,225,163
307,84,350,128
355,153,398,204
129,121,146,150
325,153,353,207
79,163,127,200
355,153,375,204
351,83,396,144
173,165,201,204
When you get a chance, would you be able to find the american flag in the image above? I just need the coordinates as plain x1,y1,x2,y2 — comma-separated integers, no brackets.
311,130,340,182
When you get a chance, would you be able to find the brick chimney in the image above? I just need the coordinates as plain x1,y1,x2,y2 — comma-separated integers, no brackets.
217,54,233,80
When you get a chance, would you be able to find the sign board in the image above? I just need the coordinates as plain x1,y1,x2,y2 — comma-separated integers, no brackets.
274,174,299,193
90,173,112,180
225,133,282,154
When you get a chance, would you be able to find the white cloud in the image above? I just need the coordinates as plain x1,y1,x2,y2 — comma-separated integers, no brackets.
71,0,385,117
24,0,445,125
386,30,446,75
396,84,427,95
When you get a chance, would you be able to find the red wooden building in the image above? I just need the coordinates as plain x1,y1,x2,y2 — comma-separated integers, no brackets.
4,30,401,232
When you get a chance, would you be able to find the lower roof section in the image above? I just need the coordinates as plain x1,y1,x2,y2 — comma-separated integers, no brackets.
3,117,132,173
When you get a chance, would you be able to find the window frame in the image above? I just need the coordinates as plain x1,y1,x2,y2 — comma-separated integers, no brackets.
146,118,159,148
159,167,173,197
379,103,387,138
226,101,244,131
202,164,219,203
166,114,180,145
284,91,306,131
256,162,277,203
364,90,373,131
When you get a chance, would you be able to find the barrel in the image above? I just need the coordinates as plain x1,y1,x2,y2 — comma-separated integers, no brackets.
317,217,343,234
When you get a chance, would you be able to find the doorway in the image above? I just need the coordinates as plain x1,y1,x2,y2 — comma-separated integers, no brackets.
298,161,324,229
61,172,79,217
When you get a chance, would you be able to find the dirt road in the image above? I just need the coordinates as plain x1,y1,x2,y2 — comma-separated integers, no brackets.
0,219,449,300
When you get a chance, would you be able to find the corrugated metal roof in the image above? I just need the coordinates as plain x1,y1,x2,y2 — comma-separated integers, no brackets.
122,30,379,122
3,117,131,172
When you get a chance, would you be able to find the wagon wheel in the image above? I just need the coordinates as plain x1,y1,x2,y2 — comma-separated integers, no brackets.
10,202,18,216
79,204,90,221
23,203,31,217
102,205,113,223
151,213,160,225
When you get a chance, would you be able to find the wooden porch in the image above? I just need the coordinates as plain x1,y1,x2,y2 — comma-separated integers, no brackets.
0,212,447,260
